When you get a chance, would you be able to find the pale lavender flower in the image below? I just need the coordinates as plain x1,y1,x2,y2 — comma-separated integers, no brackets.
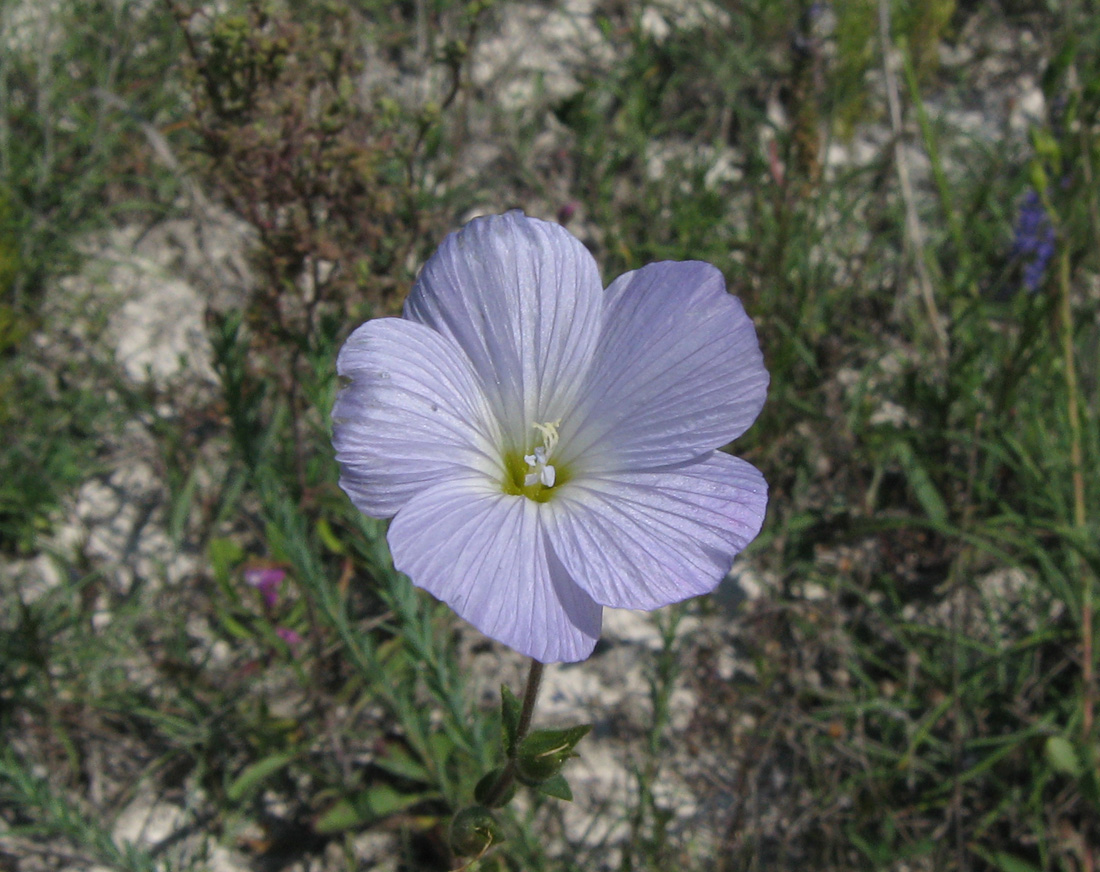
332,212,769,663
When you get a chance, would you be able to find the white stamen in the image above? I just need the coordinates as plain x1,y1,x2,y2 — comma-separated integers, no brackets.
523,421,561,489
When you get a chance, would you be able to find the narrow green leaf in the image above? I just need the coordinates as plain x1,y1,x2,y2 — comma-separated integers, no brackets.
213,605,253,642
501,685,521,756
316,517,346,555
1045,735,1081,777
313,798,362,834
168,466,199,545
208,537,245,587
226,752,296,803
1080,765,1100,807
314,783,434,833
892,440,948,524
372,747,431,784
988,852,1041,872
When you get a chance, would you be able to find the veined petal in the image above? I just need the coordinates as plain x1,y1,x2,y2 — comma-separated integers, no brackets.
387,476,602,663
544,452,767,610
332,318,502,518
404,212,603,450
559,261,768,473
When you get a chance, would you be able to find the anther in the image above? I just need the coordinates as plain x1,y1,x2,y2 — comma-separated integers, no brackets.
523,421,561,489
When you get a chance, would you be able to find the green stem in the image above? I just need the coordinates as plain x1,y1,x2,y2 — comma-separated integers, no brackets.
516,659,544,741
482,659,544,808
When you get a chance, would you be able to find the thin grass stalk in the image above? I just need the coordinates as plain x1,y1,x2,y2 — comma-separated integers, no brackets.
946,413,983,872
900,49,976,299
1058,245,1091,736
1059,240,1094,872
876,0,949,369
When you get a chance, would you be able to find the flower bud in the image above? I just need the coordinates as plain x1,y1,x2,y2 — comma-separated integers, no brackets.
449,805,504,858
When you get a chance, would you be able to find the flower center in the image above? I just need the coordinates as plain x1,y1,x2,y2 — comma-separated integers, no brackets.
524,421,560,487
501,420,569,502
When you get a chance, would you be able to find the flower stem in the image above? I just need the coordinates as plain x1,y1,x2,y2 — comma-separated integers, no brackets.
482,659,544,808
516,659,544,741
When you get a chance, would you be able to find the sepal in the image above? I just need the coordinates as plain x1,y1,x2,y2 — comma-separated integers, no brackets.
515,724,591,784
473,768,516,808
535,773,573,801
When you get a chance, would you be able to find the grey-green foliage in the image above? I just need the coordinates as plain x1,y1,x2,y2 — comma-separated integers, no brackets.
0,0,183,308
4,0,1100,870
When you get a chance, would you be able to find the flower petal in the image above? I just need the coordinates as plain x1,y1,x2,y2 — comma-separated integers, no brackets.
404,212,603,450
332,318,503,518
387,476,602,662
559,261,768,473
544,452,767,610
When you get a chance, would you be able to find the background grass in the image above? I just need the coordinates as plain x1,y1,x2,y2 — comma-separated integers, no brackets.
2,0,1099,870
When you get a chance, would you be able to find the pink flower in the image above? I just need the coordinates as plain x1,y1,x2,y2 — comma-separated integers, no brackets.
275,627,303,646
244,566,286,610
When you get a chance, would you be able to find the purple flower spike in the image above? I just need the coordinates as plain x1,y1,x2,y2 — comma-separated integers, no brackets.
244,566,286,609
332,212,769,663
1011,189,1056,293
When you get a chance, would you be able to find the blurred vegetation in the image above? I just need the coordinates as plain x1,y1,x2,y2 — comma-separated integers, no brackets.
1,0,1099,870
